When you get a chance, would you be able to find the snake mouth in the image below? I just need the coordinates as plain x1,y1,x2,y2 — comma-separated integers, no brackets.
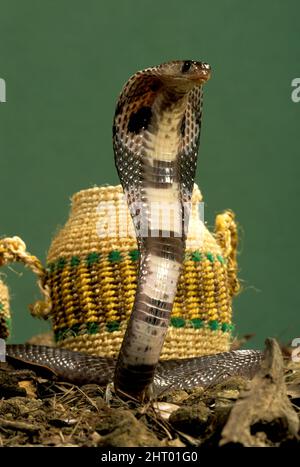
165,71,211,89
191,70,211,84
190,62,211,84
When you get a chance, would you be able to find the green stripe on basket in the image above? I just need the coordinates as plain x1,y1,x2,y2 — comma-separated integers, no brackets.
129,249,140,261
86,252,100,265
47,250,225,272
70,256,80,267
170,317,185,328
108,251,122,262
106,321,120,332
190,318,204,329
54,318,233,342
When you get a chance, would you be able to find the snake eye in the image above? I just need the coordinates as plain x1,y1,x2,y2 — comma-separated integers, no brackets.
181,61,192,73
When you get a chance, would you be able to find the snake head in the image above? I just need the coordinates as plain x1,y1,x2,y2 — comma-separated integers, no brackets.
156,60,211,92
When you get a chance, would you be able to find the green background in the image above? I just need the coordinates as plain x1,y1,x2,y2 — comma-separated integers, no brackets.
0,0,299,348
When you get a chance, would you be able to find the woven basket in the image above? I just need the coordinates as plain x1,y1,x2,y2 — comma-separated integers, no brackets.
0,279,11,339
44,184,240,359
0,236,52,340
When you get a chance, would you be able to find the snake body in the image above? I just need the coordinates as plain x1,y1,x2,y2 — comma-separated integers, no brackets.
5,61,264,398
6,344,262,395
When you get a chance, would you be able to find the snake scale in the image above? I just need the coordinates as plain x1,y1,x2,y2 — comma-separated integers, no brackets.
6,60,263,400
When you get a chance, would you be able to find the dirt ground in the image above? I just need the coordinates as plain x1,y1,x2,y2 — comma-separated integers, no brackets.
0,338,299,447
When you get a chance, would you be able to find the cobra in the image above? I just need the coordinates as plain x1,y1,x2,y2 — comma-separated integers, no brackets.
6,60,263,400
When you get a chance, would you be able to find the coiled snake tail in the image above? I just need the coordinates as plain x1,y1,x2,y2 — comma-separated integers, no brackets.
6,344,263,395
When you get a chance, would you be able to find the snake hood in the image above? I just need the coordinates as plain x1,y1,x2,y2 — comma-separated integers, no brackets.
113,60,211,149
113,59,212,231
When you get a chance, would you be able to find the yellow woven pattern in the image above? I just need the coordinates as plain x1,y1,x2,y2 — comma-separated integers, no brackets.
174,257,231,323
163,327,231,359
47,186,137,261
215,210,240,296
0,236,51,318
55,323,231,359
44,184,239,359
